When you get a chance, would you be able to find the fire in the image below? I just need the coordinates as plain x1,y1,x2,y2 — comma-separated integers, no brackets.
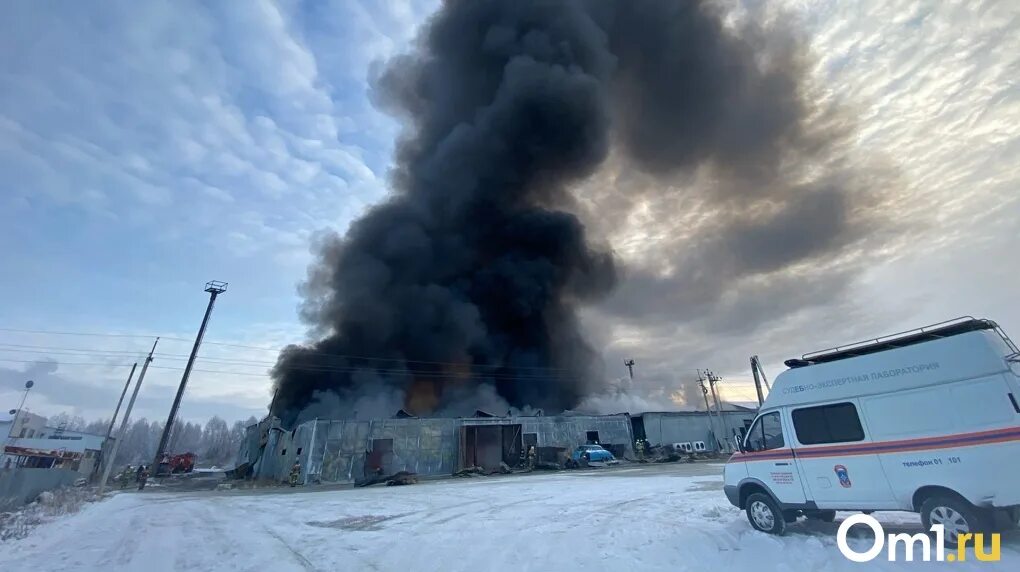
404,361,472,415
406,378,440,415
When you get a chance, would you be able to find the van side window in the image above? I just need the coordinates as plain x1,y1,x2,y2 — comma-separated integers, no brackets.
746,411,784,452
791,402,865,445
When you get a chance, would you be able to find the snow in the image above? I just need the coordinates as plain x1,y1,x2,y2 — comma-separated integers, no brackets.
1,464,1016,571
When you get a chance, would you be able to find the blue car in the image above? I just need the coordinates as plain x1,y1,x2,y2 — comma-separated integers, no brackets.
566,444,616,467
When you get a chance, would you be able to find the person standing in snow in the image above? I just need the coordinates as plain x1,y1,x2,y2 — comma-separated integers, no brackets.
136,465,148,490
289,460,301,487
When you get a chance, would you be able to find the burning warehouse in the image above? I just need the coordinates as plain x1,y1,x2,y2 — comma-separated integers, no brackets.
238,411,636,485
236,404,758,485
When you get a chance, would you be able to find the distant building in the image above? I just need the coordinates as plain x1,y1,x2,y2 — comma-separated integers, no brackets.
1,412,109,475
630,402,757,453
4,410,46,439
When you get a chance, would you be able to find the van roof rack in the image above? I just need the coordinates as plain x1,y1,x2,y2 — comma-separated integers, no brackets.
787,317,1005,368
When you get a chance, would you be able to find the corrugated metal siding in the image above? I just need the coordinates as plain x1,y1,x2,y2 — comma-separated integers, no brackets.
462,414,635,460
254,413,638,483
519,415,633,455
640,411,755,451
309,418,458,484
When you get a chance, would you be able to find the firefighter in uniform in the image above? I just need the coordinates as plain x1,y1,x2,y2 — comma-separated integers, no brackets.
136,465,149,490
526,446,536,470
289,460,301,487
635,439,646,460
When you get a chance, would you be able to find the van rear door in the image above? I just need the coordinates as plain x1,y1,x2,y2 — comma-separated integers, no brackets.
790,400,897,510
742,410,807,506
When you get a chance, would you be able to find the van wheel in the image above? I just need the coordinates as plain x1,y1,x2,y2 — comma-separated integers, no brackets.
920,496,988,547
746,493,786,535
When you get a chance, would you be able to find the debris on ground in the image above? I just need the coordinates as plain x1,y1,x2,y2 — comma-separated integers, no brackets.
356,470,418,487
633,444,700,464
453,466,486,477
386,473,418,486
533,461,562,471
225,462,252,480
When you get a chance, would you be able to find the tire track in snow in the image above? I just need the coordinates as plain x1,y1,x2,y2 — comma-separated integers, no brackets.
262,526,321,572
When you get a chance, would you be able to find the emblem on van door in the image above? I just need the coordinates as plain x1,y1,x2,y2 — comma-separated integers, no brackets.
834,464,852,488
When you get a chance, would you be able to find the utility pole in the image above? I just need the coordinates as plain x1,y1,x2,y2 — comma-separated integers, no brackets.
96,363,136,481
758,358,771,394
750,355,765,407
706,369,726,452
98,339,158,494
151,280,227,479
707,370,724,417
105,363,138,444
624,359,635,380
697,370,718,452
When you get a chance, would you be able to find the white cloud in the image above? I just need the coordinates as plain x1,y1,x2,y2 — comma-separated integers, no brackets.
0,0,414,261
0,1,440,423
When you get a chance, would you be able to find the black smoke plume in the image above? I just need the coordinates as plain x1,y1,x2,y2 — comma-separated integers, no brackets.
271,0,824,425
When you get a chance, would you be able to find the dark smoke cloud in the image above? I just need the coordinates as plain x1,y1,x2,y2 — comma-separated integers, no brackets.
272,0,865,425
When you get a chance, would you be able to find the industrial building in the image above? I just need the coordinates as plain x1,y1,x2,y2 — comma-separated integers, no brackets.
631,404,757,452
1,411,108,475
240,412,636,484
239,404,758,484
2,411,111,510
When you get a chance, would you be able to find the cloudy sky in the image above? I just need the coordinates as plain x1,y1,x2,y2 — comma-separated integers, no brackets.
1,0,1017,425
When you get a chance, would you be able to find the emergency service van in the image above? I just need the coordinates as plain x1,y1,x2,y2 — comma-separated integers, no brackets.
724,317,1020,544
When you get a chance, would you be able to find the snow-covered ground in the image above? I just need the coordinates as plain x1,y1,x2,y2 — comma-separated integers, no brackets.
1,464,1016,571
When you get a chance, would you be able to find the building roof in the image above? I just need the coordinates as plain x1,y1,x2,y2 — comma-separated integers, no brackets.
4,437,87,455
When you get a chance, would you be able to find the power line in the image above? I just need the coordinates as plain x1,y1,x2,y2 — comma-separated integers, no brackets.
0,358,136,367
0,341,767,384
0,338,776,387
0,327,193,342
0,345,595,380
0,347,153,359
0,342,156,354
0,335,578,374
0,357,586,383
0,347,582,379
0,327,576,371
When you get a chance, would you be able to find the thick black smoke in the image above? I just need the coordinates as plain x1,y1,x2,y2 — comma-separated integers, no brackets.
271,0,825,425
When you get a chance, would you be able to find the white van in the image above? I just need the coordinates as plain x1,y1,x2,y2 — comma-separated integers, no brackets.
724,317,1020,543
